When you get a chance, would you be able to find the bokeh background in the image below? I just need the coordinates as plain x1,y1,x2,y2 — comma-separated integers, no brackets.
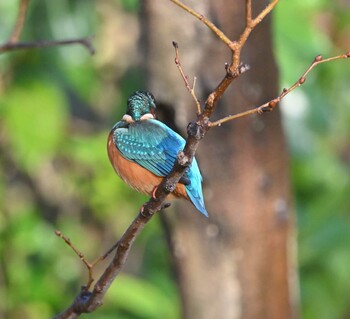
0,0,349,318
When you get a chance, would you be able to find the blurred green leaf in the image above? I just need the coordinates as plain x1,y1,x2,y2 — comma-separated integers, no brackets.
106,274,179,319
117,0,140,12
1,82,68,171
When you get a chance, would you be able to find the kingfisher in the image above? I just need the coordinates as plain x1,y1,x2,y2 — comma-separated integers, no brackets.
107,90,208,217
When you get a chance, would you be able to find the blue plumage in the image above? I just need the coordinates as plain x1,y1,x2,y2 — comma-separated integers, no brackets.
109,91,208,217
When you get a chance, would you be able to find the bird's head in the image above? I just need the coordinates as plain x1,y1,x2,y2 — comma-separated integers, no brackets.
123,91,156,123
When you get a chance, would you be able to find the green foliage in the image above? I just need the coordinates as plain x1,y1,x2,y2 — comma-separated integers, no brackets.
106,274,179,319
275,1,350,318
116,0,140,12
1,83,68,171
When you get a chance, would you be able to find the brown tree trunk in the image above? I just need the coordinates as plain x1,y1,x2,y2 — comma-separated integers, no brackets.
141,1,297,318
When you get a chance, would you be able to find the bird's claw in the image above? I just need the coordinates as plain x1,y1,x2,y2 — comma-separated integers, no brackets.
151,186,159,199
179,175,191,186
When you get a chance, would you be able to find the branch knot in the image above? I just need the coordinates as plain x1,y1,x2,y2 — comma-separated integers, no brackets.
164,180,176,194
187,121,208,140
177,151,190,167
70,289,93,315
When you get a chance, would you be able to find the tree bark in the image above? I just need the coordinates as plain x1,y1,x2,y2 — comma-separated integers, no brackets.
141,1,297,318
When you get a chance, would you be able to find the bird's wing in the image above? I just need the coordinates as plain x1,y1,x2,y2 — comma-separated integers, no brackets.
113,119,185,177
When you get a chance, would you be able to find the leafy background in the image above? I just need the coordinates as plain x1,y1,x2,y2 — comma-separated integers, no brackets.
0,0,349,318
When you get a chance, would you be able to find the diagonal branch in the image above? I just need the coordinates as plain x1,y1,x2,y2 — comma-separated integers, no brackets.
9,0,30,43
170,0,233,47
173,41,201,115
54,202,174,318
55,230,104,291
238,0,279,49
209,52,350,127
245,0,252,26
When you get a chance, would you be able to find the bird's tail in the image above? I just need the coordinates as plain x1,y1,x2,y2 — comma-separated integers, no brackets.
186,185,208,217
185,159,208,217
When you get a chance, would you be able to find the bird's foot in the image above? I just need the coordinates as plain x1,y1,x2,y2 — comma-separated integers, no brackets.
151,186,159,199
140,204,147,217
179,175,191,186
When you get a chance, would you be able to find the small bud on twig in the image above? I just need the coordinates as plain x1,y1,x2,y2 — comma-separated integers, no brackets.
314,55,323,62
268,100,277,109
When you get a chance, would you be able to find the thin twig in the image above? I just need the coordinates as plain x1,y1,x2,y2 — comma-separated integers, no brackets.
54,211,155,318
197,1,279,119
252,0,279,28
55,230,123,291
0,37,95,55
245,0,252,26
55,230,96,290
1,0,95,56
229,0,279,75
238,0,279,49
170,0,233,48
9,0,30,43
209,52,350,127
172,41,201,115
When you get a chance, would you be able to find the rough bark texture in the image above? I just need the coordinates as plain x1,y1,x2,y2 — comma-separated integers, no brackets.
141,1,297,318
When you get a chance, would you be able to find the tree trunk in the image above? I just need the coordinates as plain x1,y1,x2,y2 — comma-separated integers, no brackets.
141,1,297,318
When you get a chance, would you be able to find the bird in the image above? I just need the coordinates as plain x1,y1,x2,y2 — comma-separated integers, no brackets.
107,90,208,217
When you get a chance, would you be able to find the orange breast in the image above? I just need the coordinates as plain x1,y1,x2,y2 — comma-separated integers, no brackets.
107,132,188,200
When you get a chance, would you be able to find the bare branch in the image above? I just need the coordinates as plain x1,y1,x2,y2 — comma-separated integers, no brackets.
209,52,350,127
172,41,201,115
1,0,95,55
238,0,279,48
54,212,153,318
0,37,95,55
9,0,30,43
55,230,97,290
252,0,279,27
170,0,233,48
201,1,279,119
245,0,252,26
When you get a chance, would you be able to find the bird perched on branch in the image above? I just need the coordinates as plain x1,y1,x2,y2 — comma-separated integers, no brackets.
107,90,208,216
